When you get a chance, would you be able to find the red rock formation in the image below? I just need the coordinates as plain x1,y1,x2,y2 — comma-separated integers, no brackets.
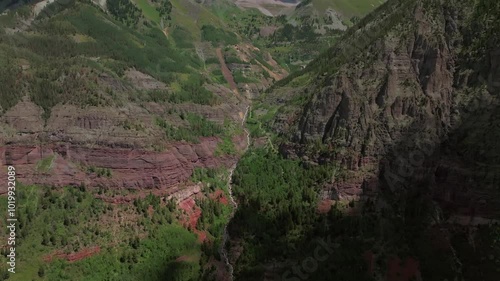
178,197,206,242
43,246,101,263
209,189,229,205
386,256,420,281
317,199,332,214
0,136,244,193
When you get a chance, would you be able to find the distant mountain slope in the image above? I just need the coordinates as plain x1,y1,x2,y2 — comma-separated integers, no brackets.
307,0,384,17
222,0,385,74
232,0,385,28
0,0,37,12
293,0,385,26
0,0,284,141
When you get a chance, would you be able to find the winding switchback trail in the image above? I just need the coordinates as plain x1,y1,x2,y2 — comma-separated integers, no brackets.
220,105,250,281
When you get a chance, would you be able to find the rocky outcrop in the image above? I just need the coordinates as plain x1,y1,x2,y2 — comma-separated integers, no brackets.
0,136,243,193
124,70,168,91
287,5,457,164
0,76,250,193
229,1,499,279
274,1,499,194
269,0,500,217
167,183,202,203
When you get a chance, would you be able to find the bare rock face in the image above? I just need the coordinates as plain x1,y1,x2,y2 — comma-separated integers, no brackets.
125,70,168,91
0,136,242,193
167,183,203,203
2,101,44,137
270,0,499,218
0,86,249,193
323,8,347,31
290,20,455,168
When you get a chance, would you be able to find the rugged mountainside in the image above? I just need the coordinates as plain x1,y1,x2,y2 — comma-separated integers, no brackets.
231,0,500,280
1,0,498,280
0,0,279,280
0,0,280,194
266,0,499,208
0,1,390,280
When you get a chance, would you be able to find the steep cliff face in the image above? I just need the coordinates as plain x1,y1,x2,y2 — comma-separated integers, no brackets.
0,138,241,191
266,0,499,209
230,1,500,279
0,94,248,194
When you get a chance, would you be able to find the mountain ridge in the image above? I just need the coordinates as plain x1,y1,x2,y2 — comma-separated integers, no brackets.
229,0,500,279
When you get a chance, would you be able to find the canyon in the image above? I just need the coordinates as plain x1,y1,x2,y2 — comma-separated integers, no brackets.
0,0,499,280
